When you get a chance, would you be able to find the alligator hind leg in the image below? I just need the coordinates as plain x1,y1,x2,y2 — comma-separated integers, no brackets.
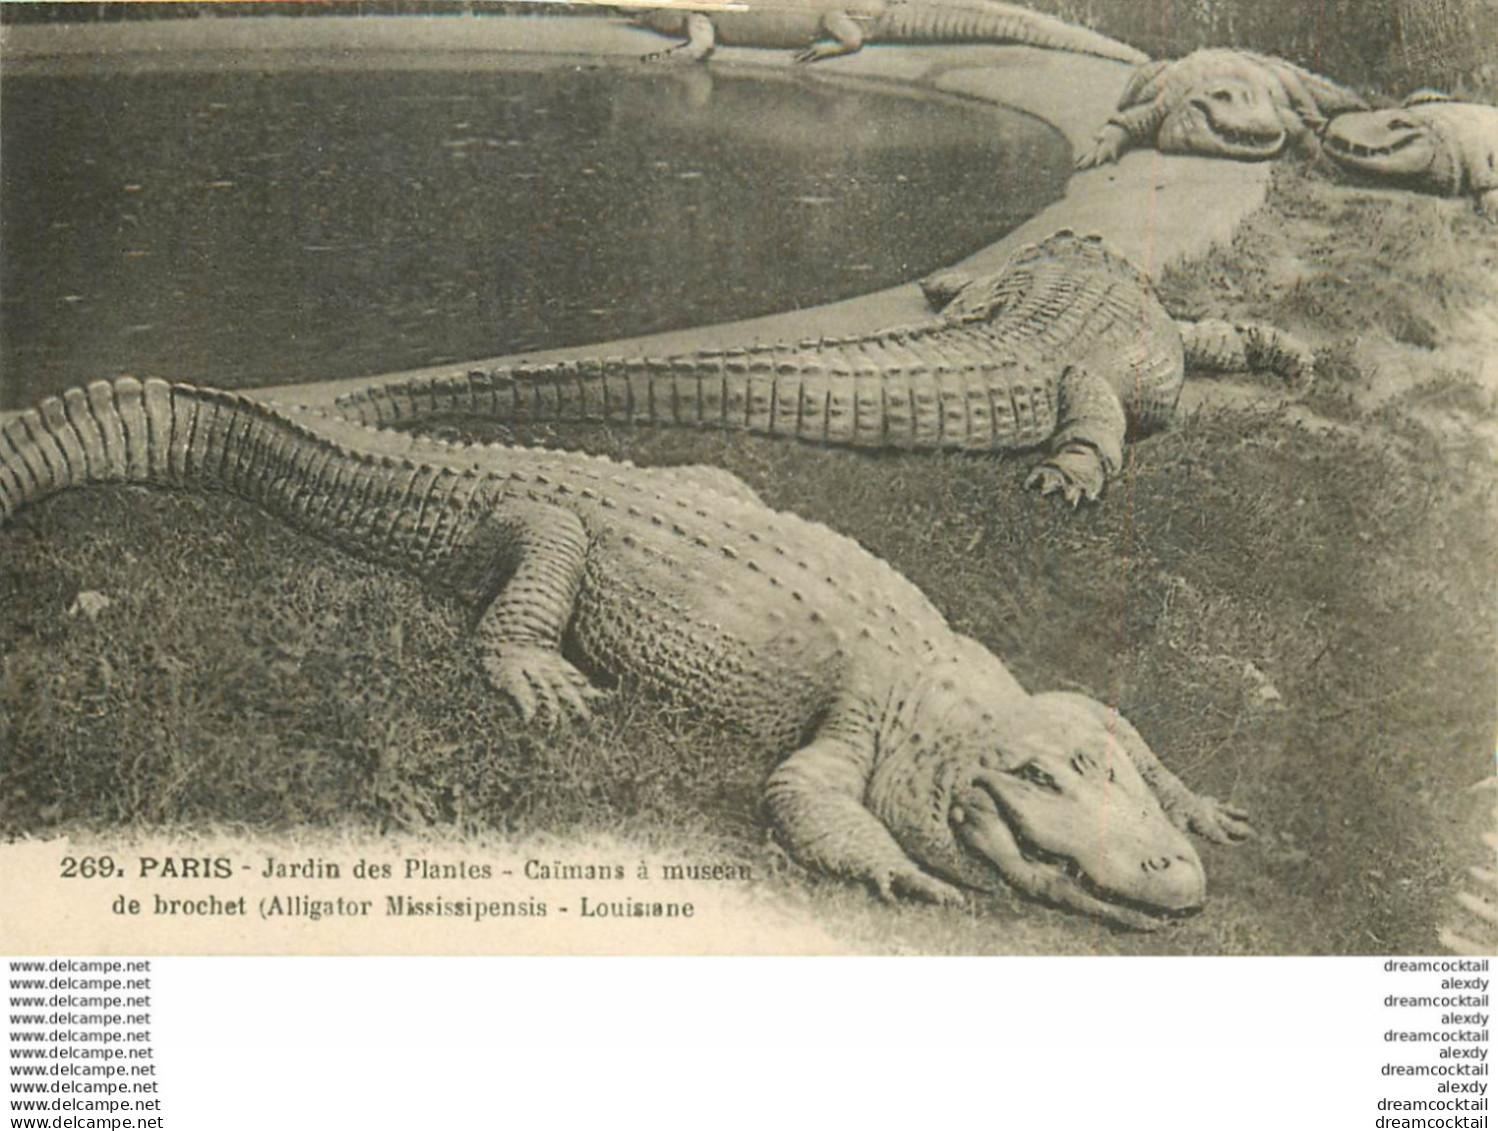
1025,366,1126,506
1036,691,1255,843
642,13,717,63
764,732,965,904
471,502,604,725
792,12,864,62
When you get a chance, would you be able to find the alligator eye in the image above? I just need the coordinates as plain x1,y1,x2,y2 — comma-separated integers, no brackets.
1388,118,1416,131
1012,763,1061,792
1209,88,1234,102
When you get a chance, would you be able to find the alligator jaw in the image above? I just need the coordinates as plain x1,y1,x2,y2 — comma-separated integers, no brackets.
1184,98,1286,159
1323,127,1435,176
1211,125,1285,156
1325,133,1423,159
952,782,1203,932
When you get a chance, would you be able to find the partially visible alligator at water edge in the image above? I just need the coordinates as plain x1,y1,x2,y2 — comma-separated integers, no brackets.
0,377,1254,928
633,0,1148,65
335,232,1313,507
1321,93,1498,221
1075,49,1368,168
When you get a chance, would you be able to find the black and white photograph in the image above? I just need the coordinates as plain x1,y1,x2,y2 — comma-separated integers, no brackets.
0,0,1494,963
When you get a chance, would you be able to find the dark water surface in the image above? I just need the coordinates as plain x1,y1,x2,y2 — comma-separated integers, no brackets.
1,64,1069,407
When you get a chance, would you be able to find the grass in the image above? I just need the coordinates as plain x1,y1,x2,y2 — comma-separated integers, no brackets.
3,165,1496,955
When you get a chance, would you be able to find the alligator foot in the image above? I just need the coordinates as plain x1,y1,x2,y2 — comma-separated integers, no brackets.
642,12,716,64
872,865,967,906
1480,190,1498,224
1168,793,1256,845
792,44,847,63
483,646,606,726
1074,125,1129,169
1026,446,1107,506
641,48,710,65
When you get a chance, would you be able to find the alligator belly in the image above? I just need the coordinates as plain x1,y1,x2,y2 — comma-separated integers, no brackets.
708,10,829,48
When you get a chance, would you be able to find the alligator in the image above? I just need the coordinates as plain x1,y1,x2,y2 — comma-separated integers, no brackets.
1321,93,1498,221
633,0,1148,65
1075,49,1368,168
334,232,1313,507
0,377,1254,928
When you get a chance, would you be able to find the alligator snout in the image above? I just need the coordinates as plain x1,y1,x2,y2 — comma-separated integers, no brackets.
1138,852,1207,913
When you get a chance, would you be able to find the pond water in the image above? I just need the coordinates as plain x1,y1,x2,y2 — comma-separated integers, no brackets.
1,63,1070,408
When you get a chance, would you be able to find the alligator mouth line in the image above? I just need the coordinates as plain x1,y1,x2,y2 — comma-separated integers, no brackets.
1325,133,1424,160
1210,124,1285,152
971,781,1199,924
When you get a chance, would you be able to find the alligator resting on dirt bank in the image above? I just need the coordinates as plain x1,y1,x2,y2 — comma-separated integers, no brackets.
0,378,1255,929
1321,93,1498,221
1076,48,1369,168
634,0,1147,65
336,232,1313,507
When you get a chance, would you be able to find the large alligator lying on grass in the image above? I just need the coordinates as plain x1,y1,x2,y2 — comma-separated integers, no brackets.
1076,49,1368,167
0,377,1254,928
336,232,1313,506
1322,93,1498,221
633,0,1147,64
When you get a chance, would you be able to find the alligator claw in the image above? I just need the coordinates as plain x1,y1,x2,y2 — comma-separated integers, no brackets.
483,647,605,727
1026,461,1102,507
1178,795,1256,844
640,48,706,65
1074,136,1123,170
792,44,845,64
874,866,967,906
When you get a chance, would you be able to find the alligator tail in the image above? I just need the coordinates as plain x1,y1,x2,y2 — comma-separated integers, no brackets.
1,377,411,539
333,350,1007,451
1177,319,1315,393
874,0,1148,64
0,377,498,577
0,378,324,523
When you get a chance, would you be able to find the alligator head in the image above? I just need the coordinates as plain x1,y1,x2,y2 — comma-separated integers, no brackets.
1322,107,1440,180
1158,77,1294,159
868,676,1207,929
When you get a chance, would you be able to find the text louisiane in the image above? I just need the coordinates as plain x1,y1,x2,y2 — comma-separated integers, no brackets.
577,897,694,918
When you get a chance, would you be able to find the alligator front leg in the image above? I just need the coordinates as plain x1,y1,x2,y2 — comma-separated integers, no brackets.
793,12,865,62
1074,122,1134,168
1025,365,1127,506
1036,691,1256,843
764,732,964,904
642,12,717,63
472,501,605,724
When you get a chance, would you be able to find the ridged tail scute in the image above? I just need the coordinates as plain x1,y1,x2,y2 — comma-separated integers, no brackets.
0,377,330,525
338,348,1015,451
2,379,159,521
1177,319,1315,393
874,0,1148,64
